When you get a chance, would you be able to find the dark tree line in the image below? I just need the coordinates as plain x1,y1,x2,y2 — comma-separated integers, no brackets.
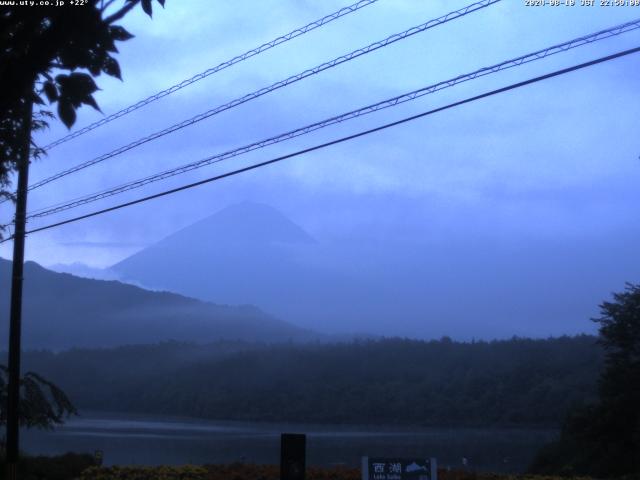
17,335,602,428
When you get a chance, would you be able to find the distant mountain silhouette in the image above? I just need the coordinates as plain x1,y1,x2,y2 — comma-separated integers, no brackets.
110,202,632,340
48,261,119,281
111,202,351,324
0,258,313,350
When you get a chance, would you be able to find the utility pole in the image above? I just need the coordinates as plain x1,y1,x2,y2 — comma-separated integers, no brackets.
5,91,34,480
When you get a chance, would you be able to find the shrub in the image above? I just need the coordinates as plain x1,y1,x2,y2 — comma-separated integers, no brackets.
79,465,209,480
0,452,96,480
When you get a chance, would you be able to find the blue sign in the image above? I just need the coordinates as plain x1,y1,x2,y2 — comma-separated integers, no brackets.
362,457,437,480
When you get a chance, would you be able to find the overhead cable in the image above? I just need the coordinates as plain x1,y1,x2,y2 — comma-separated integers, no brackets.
41,0,381,151
3,45,636,242
26,18,640,220
26,0,501,192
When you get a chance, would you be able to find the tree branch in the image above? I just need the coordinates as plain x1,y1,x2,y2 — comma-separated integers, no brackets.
104,0,139,24
101,0,118,13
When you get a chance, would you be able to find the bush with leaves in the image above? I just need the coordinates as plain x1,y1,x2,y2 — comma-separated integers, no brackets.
79,465,209,480
0,0,165,233
0,365,76,430
530,283,640,477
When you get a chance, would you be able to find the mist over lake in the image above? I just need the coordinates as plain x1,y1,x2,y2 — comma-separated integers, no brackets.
22,411,556,474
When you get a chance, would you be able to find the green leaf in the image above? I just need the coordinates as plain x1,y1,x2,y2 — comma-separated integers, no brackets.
100,28,118,53
109,25,134,42
43,81,58,102
141,0,152,17
82,94,101,112
57,100,76,129
102,56,122,80
88,62,102,76
65,73,99,98
54,73,68,85
32,93,45,106
55,73,101,118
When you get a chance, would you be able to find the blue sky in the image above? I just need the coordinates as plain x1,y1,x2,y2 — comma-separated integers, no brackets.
1,0,639,337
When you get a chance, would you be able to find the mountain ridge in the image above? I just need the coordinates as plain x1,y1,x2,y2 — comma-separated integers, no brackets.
0,257,315,350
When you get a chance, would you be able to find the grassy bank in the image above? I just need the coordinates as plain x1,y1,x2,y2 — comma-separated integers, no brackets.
0,456,601,480
79,464,596,480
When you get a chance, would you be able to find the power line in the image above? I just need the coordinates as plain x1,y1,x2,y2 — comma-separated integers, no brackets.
25,18,640,220
3,45,636,243
25,0,501,193
41,0,380,151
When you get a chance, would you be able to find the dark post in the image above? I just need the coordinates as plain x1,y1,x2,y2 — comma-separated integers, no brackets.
280,433,306,480
5,93,34,479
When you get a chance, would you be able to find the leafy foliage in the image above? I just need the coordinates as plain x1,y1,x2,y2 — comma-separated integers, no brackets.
0,0,165,211
0,364,76,429
530,284,640,478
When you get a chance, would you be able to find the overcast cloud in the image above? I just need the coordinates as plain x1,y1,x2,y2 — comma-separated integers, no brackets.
1,0,638,337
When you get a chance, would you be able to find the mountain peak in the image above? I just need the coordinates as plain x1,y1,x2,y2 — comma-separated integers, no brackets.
168,201,315,246
110,202,322,314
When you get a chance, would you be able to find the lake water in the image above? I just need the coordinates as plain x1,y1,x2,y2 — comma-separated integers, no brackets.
21,411,557,473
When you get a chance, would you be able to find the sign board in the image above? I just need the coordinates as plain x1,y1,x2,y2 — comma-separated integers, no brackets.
281,433,306,480
362,457,437,480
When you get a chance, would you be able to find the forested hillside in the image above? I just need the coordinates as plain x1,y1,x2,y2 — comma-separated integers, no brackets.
0,258,313,349
16,336,602,427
